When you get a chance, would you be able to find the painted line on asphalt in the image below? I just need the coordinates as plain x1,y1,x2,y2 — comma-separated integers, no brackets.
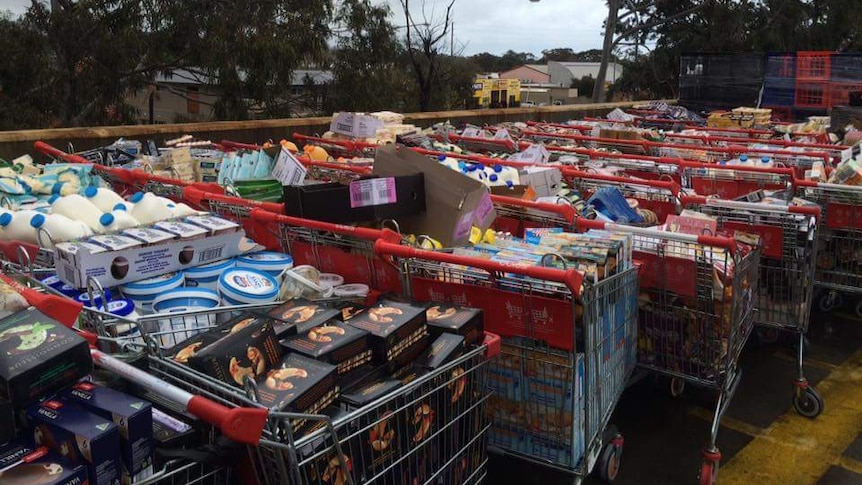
720,349,862,485
687,406,764,438
838,456,862,475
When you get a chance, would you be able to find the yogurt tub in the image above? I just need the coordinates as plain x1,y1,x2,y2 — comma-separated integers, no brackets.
185,259,235,291
105,298,143,344
39,275,64,290
318,273,345,290
333,283,370,298
235,251,294,278
119,272,185,314
56,283,81,299
152,288,221,347
74,288,113,308
218,268,279,306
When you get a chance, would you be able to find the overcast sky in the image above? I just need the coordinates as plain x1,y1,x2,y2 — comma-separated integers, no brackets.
0,0,608,56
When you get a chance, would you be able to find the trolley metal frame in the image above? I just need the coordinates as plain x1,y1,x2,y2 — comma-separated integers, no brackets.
374,238,639,484
575,219,759,485
794,179,862,317
680,196,823,418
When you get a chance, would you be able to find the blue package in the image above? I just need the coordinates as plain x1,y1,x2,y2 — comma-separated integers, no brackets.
586,187,644,224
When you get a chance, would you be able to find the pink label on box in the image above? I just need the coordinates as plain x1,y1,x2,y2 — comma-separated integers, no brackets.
349,177,397,208
474,191,494,226
453,211,474,241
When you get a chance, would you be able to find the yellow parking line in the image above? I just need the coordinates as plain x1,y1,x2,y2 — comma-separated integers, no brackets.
838,456,862,475
720,349,862,485
687,406,764,438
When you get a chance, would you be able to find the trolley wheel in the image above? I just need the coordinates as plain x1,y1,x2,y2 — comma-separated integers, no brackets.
699,448,721,485
670,378,685,398
596,432,624,482
793,386,824,418
817,291,842,313
757,327,781,345
855,301,862,319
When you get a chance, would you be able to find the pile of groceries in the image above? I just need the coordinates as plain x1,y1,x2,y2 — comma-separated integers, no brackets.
0,103,859,485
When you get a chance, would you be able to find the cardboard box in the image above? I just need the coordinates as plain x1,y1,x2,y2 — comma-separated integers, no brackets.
163,332,219,365
414,334,465,371
26,399,122,485
281,322,373,381
266,299,343,335
347,300,428,366
373,145,496,247
282,174,425,224
0,308,93,406
0,448,89,485
60,382,154,484
518,167,563,198
0,398,15,444
330,112,385,139
54,216,252,289
254,354,338,433
188,318,281,387
0,440,33,469
425,304,484,347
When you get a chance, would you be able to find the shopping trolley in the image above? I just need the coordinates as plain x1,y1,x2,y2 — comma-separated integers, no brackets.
562,169,681,225
681,162,796,199
222,139,373,184
489,196,578,238
5,236,502,485
575,219,759,485
680,196,823,417
663,132,853,161
374,238,640,484
794,179,862,317
292,133,380,159
433,132,519,154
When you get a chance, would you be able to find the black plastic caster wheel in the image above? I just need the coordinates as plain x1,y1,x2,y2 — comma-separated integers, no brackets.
793,386,824,418
597,431,623,482
757,327,781,345
817,291,842,313
670,378,685,398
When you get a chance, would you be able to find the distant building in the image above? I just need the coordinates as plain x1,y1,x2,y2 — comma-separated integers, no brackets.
547,61,623,87
471,77,521,108
127,69,332,123
499,64,551,84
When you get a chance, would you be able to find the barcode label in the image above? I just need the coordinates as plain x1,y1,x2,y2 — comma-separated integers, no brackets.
198,247,223,263
349,178,397,208
271,148,308,186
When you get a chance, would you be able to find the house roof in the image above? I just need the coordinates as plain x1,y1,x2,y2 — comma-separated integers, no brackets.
525,64,549,74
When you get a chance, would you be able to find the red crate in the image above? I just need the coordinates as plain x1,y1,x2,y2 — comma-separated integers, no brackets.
829,81,862,107
796,51,833,80
794,81,830,108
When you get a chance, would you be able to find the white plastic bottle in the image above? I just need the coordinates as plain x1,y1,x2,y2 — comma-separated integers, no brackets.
0,210,41,243
113,200,135,212
737,155,751,167
98,210,140,233
0,207,11,239
169,202,199,218
491,164,520,186
129,192,175,224
29,213,93,248
50,194,108,233
759,156,774,169
82,186,124,212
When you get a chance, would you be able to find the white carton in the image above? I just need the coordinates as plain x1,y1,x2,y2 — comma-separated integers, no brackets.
153,221,208,239
55,219,256,289
123,227,176,245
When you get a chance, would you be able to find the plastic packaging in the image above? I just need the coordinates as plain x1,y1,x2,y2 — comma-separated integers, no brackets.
98,210,140,233
119,272,185,313
153,288,221,347
129,192,174,225
235,251,294,278
184,258,235,291
74,288,113,308
29,212,93,248
218,268,280,306
50,194,107,232
83,186,124,212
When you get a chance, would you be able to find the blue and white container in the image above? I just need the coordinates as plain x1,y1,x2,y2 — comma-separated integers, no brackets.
119,272,185,313
105,298,142,344
152,288,220,347
39,274,64,291
235,251,294,278
218,268,279,306
74,288,113,308
185,259,235,291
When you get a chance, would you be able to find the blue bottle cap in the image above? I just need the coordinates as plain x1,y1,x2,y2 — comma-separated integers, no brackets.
494,164,503,173
740,155,748,161
458,161,467,169
130,192,144,203
113,203,127,211
84,186,98,198
51,183,64,195
29,214,45,228
761,157,770,163
99,213,114,226
48,194,60,204
437,155,446,161
506,181,514,188
0,213,11,227
490,174,498,182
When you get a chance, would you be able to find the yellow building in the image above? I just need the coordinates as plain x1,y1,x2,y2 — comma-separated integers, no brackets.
472,78,521,108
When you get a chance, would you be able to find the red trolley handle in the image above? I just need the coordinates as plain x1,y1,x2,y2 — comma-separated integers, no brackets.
793,179,862,192
575,218,739,255
676,160,796,177
490,195,577,225
220,140,262,151
182,186,285,214
132,170,223,194
90,349,268,445
250,208,388,241
442,133,517,152
373,236,585,298
34,141,138,186
221,139,372,175
679,195,821,221
3,272,270,445
561,167,682,195
292,133,381,151
525,120,593,133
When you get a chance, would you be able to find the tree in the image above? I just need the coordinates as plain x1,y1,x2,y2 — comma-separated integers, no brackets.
325,0,406,113
399,0,456,112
